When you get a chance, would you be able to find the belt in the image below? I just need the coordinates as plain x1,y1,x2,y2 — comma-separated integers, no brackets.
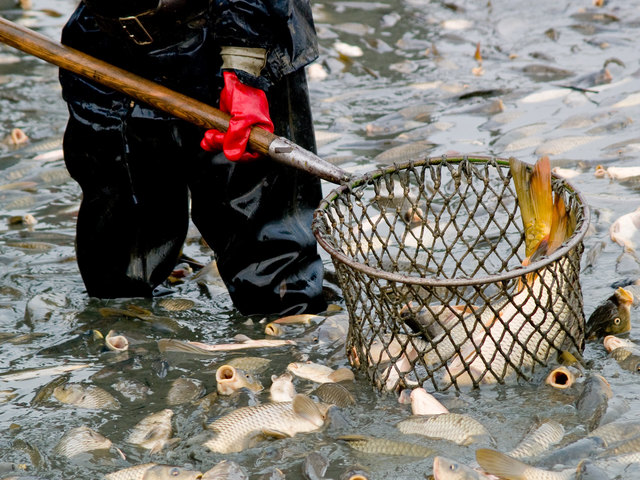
86,0,208,47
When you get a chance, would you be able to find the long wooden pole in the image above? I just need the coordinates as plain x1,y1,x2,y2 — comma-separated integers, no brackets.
0,16,351,184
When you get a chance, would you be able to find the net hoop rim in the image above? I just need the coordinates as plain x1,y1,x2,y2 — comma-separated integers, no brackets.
312,155,590,287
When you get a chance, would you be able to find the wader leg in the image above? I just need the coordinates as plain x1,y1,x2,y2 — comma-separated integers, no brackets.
189,70,326,315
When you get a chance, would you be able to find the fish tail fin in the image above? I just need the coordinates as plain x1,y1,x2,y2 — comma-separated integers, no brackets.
476,448,528,479
547,193,569,255
510,156,553,258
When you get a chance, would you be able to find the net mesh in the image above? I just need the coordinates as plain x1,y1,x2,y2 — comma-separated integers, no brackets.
313,156,588,391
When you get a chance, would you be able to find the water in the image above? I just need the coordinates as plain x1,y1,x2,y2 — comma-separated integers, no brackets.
1,0,640,478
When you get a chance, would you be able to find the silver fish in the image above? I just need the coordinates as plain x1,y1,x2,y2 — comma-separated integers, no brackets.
167,377,205,405
53,383,120,410
127,409,176,454
507,420,565,459
52,426,114,458
396,413,492,446
203,394,330,453
202,460,248,479
105,464,202,480
338,434,436,457
432,456,492,479
476,448,574,480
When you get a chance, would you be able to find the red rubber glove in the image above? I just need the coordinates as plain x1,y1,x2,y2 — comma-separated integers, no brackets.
200,71,274,162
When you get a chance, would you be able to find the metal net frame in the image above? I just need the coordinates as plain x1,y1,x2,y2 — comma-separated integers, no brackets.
312,156,589,392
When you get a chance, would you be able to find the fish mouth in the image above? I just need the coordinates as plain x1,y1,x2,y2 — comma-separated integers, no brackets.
545,366,575,389
616,287,634,305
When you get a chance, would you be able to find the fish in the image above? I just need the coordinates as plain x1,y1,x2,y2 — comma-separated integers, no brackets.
303,451,329,480
432,456,492,479
444,156,576,385
203,394,330,453
365,104,433,137
287,361,355,384
157,298,195,311
271,313,318,325
373,141,436,164
0,363,89,382
158,336,296,354
167,377,205,405
545,365,581,389
609,206,640,251
312,382,355,407
507,420,565,459
104,464,202,480
410,388,449,415
595,165,640,180
53,383,120,410
99,305,182,334
126,409,177,454
216,365,263,395
585,287,633,340
396,413,493,446
604,335,640,372
476,448,575,479
338,434,436,457
105,330,129,352
224,356,272,374
52,426,116,458
575,374,613,432
270,372,296,402
264,322,285,337
112,379,153,402
202,460,248,479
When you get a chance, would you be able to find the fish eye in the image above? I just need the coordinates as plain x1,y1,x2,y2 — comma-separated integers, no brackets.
170,467,180,476
614,317,621,325
449,464,457,471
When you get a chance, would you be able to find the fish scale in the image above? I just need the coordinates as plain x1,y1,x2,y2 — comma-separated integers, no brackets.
396,413,492,446
204,396,330,454
507,420,565,459
339,434,436,457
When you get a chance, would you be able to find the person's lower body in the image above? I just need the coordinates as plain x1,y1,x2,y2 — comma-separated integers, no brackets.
59,4,327,315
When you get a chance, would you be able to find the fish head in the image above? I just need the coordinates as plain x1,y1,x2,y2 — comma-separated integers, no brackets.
216,365,263,394
265,322,284,337
141,465,203,479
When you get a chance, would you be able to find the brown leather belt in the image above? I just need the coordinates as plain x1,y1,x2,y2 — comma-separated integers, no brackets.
86,0,208,46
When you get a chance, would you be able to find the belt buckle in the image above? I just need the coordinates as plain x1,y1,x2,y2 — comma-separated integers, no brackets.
119,14,153,46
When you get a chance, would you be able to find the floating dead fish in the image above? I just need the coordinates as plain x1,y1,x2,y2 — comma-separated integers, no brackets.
6,241,55,251
126,409,176,454
612,92,640,109
216,365,263,395
105,330,129,352
158,336,296,355
365,104,434,137
609,207,640,251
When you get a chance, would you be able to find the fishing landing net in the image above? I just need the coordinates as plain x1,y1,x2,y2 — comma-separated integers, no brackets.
312,156,589,392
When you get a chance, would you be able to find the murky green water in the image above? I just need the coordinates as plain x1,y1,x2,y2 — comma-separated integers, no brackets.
2,0,640,478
